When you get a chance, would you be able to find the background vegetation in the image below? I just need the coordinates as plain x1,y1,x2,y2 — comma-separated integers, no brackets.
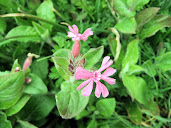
0,0,171,128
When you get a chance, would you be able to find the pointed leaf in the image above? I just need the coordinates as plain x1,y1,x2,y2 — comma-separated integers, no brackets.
55,81,89,119
0,26,41,46
125,102,142,124
96,98,116,117
122,74,150,104
0,71,25,109
154,52,171,72
37,0,55,32
115,17,136,34
5,94,31,116
18,95,55,121
136,7,160,29
140,15,171,39
0,111,12,128
83,46,104,70
113,0,135,17
142,60,156,77
122,39,139,72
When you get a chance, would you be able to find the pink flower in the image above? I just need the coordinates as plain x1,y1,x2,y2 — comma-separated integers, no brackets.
67,25,93,42
75,56,116,98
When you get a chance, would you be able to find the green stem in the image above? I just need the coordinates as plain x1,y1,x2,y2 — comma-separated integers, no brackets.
0,13,66,30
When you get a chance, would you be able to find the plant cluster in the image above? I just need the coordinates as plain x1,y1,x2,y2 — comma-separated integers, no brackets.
0,0,171,128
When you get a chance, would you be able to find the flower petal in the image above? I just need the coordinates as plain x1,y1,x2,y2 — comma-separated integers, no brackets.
100,82,109,98
101,56,110,66
82,28,93,37
72,25,79,34
68,26,75,33
98,60,113,72
67,32,76,38
102,67,116,76
81,81,93,97
80,36,88,42
76,79,91,90
75,67,92,80
101,75,116,85
95,81,102,98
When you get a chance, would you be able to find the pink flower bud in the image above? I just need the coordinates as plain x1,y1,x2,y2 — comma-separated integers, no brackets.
25,77,32,84
22,53,39,71
72,40,80,58
23,56,32,71
14,67,20,72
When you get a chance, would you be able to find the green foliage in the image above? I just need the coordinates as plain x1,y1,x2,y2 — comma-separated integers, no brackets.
0,111,12,128
55,81,89,119
154,52,171,72
83,46,104,69
96,98,116,117
0,0,171,127
24,73,48,94
5,94,31,116
36,0,56,32
18,95,55,121
0,71,25,109
125,102,142,124
115,17,137,34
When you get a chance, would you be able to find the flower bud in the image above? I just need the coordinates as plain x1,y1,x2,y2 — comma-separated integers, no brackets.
23,53,39,71
14,67,20,72
23,56,33,71
25,77,32,84
72,40,80,58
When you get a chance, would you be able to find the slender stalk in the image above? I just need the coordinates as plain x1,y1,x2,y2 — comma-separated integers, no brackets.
0,13,65,30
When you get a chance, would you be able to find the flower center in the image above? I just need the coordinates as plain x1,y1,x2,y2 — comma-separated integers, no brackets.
92,71,101,82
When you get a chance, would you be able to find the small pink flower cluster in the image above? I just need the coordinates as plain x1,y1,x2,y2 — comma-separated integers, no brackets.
67,25,116,98
67,25,93,58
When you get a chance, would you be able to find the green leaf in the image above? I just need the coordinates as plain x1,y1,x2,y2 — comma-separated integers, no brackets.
122,39,139,72
24,73,48,94
113,0,135,17
31,59,49,80
125,102,142,124
17,120,38,128
0,71,25,109
75,109,90,120
87,118,97,128
115,17,136,34
83,46,104,70
142,60,156,77
108,28,121,61
122,74,150,104
127,0,150,11
5,94,31,116
96,98,116,117
0,18,7,34
55,81,89,119
32,21,51,44
0,111,12,128
0,0,16,10
136,7,160,30
142,101,160,116
126,65,144,75
140,15,171,39
154,52,171,72
53,49,71,59
108,35,117,57
36,0,56,32
11,59,21,72
0,26,41,46
18,95,55,121
52,57,73,81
